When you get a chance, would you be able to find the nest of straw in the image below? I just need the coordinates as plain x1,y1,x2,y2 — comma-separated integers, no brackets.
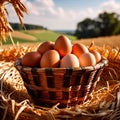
0,0,28,42
0,45,120,120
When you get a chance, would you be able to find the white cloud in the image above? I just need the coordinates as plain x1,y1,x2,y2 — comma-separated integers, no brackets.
32,0,56,16
57,7,65,18
87,8,94,15
7,0,120,30
26,1,40,16
36,0,55,8
100,0,120,13
22,1,91,23
76,0,120,21
47,7,57,15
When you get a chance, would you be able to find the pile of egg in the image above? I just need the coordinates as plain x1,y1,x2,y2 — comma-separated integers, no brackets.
21,35,101,68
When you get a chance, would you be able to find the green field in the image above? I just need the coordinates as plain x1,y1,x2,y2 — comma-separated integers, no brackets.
2,30,77,45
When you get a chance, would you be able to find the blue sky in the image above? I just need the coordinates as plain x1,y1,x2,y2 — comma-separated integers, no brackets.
54,0,106,10
7,0,120,30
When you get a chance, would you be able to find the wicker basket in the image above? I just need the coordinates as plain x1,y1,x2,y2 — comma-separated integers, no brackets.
14,58,108,108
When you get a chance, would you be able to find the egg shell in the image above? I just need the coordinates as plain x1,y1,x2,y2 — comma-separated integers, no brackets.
60,54,79,68
21,51,41,67
54,35,72,57
79,52,96,67
72,43,89,58
37,41,54,55
40,50,60,68
90,50,101,63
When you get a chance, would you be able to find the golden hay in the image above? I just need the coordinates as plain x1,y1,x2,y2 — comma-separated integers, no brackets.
100,46,120,83
0,77,120,120
0,0,28,42
0,44,36,62
0,45,120,120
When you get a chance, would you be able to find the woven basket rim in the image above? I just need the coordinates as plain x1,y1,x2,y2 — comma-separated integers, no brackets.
14,57,108,72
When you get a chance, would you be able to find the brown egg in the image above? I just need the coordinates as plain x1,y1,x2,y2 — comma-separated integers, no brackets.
90,50,101,63
21,51,41,67
72,43,89,58
54,35,72,57
79,52,96,67
37,41,54,55
40,50,60,68
60,54,79,68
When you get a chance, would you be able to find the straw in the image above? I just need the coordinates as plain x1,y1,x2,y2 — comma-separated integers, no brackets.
0,0,28,43
0,45,120,119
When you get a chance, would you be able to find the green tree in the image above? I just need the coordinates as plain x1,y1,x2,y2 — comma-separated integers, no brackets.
75,12,120,39
98,12,120,36
75,18,100,38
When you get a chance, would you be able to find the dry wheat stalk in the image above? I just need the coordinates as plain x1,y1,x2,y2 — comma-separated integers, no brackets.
0,0,28,43
0,44,36,61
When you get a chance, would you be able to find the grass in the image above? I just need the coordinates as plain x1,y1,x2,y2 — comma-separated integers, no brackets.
2,37,35,45
2,30,77,45
1,30,120,48
24,30,77,42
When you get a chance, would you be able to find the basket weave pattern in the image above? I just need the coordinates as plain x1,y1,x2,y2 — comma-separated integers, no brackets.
15,58,108,108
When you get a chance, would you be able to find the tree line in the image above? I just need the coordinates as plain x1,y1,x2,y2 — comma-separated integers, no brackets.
10,23,47,30
75,12,120,39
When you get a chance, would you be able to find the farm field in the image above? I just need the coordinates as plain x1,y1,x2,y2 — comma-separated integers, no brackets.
1,30,120,48
76,35,120,48
2,30,76,45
